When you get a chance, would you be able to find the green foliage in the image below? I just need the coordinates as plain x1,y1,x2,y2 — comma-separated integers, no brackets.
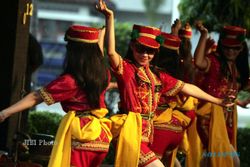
178,0,250,38
114,22,133,57
28,111,63,136
237,128,250,167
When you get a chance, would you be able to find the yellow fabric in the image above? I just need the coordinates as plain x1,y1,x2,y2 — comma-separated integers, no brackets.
48,108,112,167
178,130,190,154
110,113,127,138
169,148,178,167
197,103,234,167
110,112,142,167
185,117,202,167
231,105,238,150
154,108,191,128
180,96,198,111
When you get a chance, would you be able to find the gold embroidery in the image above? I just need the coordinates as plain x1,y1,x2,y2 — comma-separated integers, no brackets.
165,80,185,96
71,140,109,152
154,123,183,133
139,150,156,166
39,88,55,105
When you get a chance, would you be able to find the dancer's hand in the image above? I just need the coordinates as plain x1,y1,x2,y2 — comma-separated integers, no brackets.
0,111,6,123
95,0,113,17
236,99,250,108
171,19,182,36
195,21,208,36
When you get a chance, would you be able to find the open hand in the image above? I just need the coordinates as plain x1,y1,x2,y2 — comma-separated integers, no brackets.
171,19,182,36
95,0,113,17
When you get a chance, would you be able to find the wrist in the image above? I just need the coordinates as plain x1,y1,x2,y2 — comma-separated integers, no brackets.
0,111,6,121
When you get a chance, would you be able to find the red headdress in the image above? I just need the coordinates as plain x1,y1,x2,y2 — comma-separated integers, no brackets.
131,24,163,49
179,23,192,39
221,25,246,47
161,32,181,50
65,25,99,43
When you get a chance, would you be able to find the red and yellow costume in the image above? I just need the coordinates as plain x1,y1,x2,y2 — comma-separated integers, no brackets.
196,53,238,167
39,74,112,167
110,58,184,167
150,91,198,166
147,32,199,167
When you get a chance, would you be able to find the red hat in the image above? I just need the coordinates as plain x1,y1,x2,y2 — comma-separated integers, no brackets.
161,32,181,50
221,25,246,47
131,24,162,49
179,23,192,39
65,25,99,43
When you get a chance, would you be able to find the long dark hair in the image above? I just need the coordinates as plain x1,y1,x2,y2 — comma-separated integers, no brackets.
217,38,249,90
154,46,181,79
179,38,195,83
63,41,108,108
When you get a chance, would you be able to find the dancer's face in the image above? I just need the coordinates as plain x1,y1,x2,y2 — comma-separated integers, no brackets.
131,42,158,67
222,45,242,61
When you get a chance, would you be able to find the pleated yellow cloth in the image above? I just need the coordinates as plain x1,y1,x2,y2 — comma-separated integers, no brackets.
185,117,202,167
197,102,237,167
48,108,112,167
110,112,142,167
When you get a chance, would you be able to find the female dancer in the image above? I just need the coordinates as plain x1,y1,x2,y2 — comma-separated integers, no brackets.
0,25,112,167
194,23,249,167
96,1,234,166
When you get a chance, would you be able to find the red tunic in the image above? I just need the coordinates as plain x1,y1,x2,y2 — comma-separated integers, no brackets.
112,59,184,166
39,73,110,167
196,53,239,147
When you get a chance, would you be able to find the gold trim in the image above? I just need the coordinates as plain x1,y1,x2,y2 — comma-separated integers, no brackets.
154,123,183,132
139,150,156,166
72,140,109,151
139,32,156,39
66,35,98,43
165,80,185,96
38,88,55,105
163,44,179,50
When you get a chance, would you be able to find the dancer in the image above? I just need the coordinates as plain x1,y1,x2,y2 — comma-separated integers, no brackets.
96,1,234,166
194,23,249,167
0,25,112,167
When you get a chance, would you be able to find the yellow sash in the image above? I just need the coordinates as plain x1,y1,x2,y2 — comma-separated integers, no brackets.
197,103,236,167
185,117,202,167
110,112,142,167
48,108,112,167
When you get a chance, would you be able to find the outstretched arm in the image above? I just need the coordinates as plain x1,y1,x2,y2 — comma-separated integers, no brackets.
0,91,43,122
96,0,121,69
193,23,209,70
180,83,233,107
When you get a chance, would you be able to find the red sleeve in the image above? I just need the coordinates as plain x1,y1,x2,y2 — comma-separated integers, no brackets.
38,74,78,105
159,72,185,96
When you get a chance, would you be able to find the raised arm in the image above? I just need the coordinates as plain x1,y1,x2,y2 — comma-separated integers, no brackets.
171,19,182,36
0,91,43,122
193,23,209,70
96,0,120,69
98,26,106,56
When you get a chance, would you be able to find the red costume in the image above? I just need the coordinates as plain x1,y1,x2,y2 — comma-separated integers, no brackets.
39,74,111,167
196,53,238,147
111,58,184,167
38,25,112,167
